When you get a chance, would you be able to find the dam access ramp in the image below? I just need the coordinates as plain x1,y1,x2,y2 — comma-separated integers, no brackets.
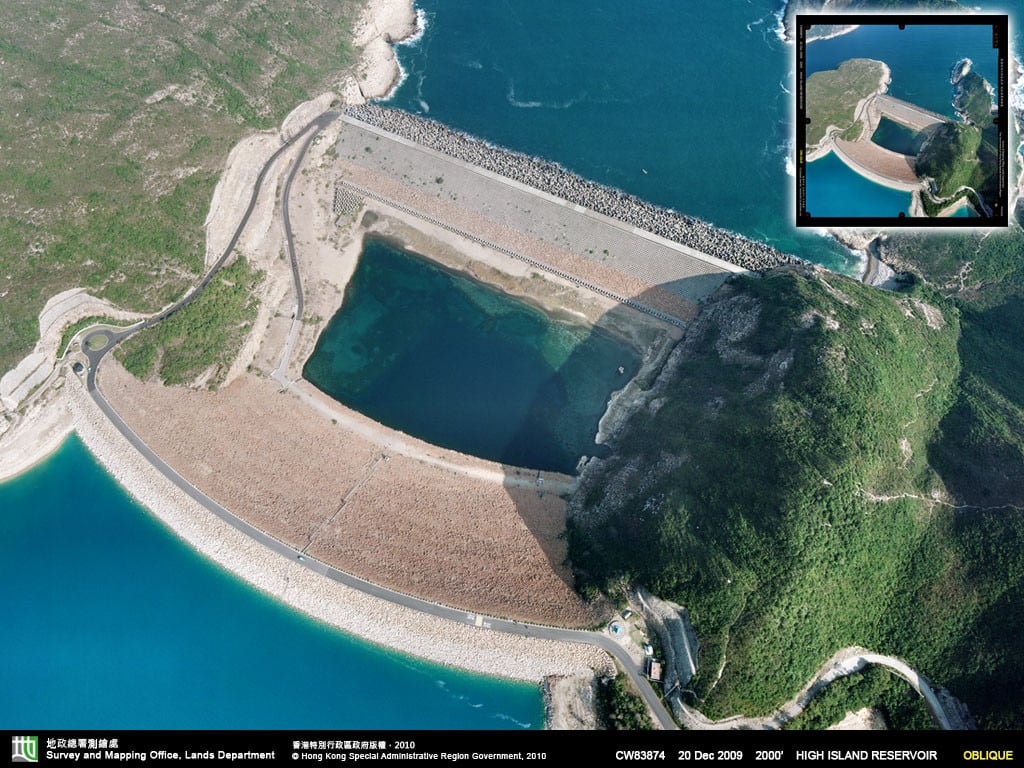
330,107,796,325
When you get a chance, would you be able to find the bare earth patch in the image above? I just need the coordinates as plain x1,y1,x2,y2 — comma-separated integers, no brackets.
545,674,602,730
828,707,887,730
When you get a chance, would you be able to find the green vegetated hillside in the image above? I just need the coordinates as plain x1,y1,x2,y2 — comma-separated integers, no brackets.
805,58,886,147
568,266,1024,729
0,0,360,377
955,71,995,129
917,72,998,208
880,231,1024,510
916,122,981,196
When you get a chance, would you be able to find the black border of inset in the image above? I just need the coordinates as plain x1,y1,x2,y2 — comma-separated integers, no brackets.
796,13,1009,228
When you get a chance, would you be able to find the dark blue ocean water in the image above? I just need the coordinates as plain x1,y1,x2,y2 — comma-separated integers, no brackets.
0,435,543,728
386,0,860,274
304,237,640,474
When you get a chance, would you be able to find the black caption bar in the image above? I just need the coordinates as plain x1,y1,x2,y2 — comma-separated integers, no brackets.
3,730,1020,767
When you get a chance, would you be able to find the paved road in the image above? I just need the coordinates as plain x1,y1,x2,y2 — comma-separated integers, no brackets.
78,111,678,730
271,121,321,382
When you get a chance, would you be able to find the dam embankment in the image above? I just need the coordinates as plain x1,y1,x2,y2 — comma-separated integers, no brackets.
345,105,799,273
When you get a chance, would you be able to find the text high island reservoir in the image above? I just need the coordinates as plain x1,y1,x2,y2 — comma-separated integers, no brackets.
2,0,1024,740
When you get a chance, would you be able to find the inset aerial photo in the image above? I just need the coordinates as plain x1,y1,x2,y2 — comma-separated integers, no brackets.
797,16,1007,226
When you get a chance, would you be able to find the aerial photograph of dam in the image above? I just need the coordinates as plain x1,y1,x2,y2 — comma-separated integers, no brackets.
799,18,1006,224
2,0,1024,752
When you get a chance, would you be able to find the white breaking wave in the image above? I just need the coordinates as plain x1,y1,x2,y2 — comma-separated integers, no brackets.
507,81,584,110
853,249,869,280
772,1,788,44
1011,55,1024,115
383,58,409,101
746,7,787,46
491,712,533,729
782,138,795,177
507,83,542,109
379,10,429,101
396,8,429,48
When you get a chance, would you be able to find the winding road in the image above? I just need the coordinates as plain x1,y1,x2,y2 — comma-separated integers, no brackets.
77,111,678,730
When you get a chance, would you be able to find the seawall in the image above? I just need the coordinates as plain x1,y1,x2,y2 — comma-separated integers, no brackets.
346,105,799,273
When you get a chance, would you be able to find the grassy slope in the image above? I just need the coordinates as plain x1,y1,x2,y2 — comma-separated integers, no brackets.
568,267,1024,728
805,58,887,147
115,254,263,387
0,0,359,377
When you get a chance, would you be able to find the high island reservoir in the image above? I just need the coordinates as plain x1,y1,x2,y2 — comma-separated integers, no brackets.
3,0,1024,734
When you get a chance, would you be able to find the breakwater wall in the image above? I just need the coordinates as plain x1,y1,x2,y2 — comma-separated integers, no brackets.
345,105,799,273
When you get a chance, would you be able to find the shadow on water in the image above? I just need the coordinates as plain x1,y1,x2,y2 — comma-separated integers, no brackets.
302,232,727,623
496,275,727,615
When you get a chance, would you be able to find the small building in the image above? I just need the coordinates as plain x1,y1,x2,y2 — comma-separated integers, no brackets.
646,660,663,682
643,643,654,657
622,609,633,620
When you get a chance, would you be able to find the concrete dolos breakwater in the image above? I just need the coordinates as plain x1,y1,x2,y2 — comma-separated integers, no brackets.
346,105,799,273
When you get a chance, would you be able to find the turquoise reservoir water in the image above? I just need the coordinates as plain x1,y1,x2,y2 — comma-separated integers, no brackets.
386,0,860,274
0,435,543,728
805,152,912,218
304,237,640,474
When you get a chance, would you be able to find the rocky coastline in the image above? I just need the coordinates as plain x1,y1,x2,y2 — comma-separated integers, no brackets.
345,105,800,273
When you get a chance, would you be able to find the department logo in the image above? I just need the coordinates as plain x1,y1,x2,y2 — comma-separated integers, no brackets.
11,736,38,763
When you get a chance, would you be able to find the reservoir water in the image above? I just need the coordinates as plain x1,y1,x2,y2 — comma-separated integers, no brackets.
303,236,640,474
0,435,543,729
